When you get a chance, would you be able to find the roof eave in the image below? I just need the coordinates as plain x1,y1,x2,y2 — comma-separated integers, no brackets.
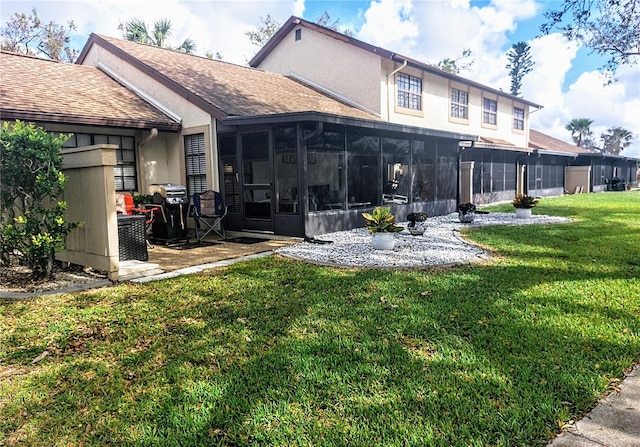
0,109,181,132
223,111,477,141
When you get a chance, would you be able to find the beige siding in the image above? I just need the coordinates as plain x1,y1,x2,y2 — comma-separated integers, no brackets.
256,26,382,114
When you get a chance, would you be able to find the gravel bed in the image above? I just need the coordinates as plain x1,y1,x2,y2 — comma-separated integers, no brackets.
276,212,572,268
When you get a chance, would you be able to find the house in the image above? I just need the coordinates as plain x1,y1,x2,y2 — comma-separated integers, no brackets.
1,22,637,277
76,33,477,238
0,50,181,278
251,16,638,202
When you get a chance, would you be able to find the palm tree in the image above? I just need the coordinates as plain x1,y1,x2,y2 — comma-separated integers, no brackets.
601,126,634,155
118,18,196,54
565,118,594,147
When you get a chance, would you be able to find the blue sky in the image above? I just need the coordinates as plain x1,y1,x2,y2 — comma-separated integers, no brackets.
2,0,639,157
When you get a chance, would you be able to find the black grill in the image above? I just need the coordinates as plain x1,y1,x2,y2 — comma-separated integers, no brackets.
148,184,190,245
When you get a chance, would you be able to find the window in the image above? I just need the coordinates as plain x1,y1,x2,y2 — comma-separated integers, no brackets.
513,107,525,130
483,97,497,125
397,73,422,110
451,88,468,120
184,133,207,197
295,29,302,41
63,133,137,192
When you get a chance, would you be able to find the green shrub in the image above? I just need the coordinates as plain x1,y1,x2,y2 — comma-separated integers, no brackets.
0,121,78,277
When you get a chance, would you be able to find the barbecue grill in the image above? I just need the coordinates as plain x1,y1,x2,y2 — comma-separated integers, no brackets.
148,183,190,244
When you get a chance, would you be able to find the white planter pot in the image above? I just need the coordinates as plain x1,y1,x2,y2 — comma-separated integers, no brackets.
515,208,532,218
371,232,396,250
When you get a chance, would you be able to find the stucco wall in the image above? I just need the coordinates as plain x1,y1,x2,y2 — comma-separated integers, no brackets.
381,59,529,148
256,26,382,114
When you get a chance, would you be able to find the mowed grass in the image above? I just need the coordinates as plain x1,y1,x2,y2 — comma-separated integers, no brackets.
1,191,639,447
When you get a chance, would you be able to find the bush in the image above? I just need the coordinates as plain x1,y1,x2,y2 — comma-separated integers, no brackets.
0,121,78,277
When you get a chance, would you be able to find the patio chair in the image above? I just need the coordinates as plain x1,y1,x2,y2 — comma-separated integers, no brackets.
191,190,228,241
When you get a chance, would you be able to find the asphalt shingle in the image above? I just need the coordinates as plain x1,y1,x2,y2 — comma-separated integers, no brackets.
0,51,179,130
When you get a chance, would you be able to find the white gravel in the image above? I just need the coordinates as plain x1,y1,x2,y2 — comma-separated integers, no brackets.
276,212,572,268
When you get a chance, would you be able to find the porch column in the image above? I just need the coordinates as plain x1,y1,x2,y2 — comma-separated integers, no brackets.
459,161,474,204
58,144,120,281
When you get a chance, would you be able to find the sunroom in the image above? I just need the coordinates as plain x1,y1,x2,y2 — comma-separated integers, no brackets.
215,113,475,238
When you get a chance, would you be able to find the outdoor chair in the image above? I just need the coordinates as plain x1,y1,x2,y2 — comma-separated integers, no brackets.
116,192,159,248
190,190,228,241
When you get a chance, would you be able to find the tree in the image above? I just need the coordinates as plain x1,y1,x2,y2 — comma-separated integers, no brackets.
118,18,196,53
436,49,474,74
246,12,354,49
0,121,78,278
315,11,354,37
0,8,78,62
540,0,640,72
565,118,595,147
600,126,634,154
506,42,534,96
245,14,282,48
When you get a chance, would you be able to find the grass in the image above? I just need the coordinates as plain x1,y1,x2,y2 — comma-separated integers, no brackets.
1,191,639,446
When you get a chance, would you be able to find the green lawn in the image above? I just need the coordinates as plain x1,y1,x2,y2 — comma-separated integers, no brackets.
1,191,639,447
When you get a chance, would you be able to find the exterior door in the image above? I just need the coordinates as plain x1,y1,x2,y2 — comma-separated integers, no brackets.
241,132,273,232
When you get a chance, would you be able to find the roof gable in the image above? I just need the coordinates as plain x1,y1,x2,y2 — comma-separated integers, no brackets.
78,34,380,122
0,51,180,131
250,16,543,110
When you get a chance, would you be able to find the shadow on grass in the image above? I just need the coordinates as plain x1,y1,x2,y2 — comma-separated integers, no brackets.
2,192,639,446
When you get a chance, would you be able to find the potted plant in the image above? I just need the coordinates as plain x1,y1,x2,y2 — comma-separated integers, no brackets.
406,212,428,236
362,206,403,249
512,194,539,218
457,203,477,223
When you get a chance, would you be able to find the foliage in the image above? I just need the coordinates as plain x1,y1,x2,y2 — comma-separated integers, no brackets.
362,206,403,233
566,117,594,147
406,212,428,223
600,126,634,154
0,8,78,62
1,193,639,446
118,18,196,53
0,121,78,277
315,11,354,36
245,14,282,48
506,41,534,96
540,0,640,72
132,193,153,207
512,194,539,209
436,48,474,74
457,203,477,214
246,12,353,52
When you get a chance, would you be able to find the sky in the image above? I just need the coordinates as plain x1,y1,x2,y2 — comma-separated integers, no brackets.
2,0,639,158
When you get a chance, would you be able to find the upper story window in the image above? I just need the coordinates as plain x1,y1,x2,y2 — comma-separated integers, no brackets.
397,73,422,111
450,88,469,120
64,134,137,192
483,97,498,126
513,107,525,131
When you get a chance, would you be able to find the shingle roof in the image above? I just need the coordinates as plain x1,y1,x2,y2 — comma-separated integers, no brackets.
78,34,380,123
0,51,180,131
529,129,590,155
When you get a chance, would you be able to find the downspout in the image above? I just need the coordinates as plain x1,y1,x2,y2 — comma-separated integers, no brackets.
387,58,407,122
138,128,158,194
